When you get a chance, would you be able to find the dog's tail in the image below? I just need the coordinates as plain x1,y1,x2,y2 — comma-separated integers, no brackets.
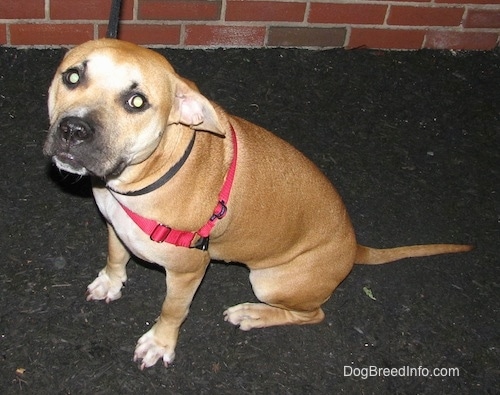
355,243,473,265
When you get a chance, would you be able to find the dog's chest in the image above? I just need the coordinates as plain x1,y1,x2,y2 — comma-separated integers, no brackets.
92,188,178,265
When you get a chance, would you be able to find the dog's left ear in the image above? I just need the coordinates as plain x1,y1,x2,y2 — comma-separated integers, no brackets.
169,79,225,136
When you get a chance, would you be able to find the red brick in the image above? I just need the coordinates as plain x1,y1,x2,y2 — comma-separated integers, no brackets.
51,0,111,20
97,24,181,45
436,0,498,4
349,28,425,50
464,9,500,28
120,0,136,20
309,3,387,25
139,0,222,21
0,0,45,19
268,27,346,48
0,25,6,45
226,1,306,22
425,30,498,50
185,25,265,47
388,6,465,26
50,0,134,20
10,24,94,46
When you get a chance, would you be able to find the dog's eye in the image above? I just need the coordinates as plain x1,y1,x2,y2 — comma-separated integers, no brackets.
63,69,81,87
127,94,148,111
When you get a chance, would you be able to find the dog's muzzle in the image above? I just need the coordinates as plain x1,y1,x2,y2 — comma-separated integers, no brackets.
43,116,98,176
58,116,94,145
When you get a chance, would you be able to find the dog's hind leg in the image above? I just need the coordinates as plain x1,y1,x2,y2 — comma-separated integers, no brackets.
224,247,353,330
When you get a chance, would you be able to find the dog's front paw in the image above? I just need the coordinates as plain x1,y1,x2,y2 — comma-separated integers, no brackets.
133,329,175,370
86,269,125,303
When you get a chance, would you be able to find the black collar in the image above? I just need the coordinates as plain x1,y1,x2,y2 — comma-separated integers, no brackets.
108,132,196,196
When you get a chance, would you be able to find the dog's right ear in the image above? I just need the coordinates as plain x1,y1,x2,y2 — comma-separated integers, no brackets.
168,79,225,136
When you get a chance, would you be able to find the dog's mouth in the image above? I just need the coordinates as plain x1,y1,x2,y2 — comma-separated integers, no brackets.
52,152,89,176
45,132,128,178
44,115,131,179
51,151,128,179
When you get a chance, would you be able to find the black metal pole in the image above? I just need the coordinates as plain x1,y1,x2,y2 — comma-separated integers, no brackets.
106,0,122,39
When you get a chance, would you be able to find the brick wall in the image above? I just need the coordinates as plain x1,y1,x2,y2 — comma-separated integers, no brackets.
0,0,499,50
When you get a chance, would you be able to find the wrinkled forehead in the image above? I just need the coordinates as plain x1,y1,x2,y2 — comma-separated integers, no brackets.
62,52,144,90
57,42,174,93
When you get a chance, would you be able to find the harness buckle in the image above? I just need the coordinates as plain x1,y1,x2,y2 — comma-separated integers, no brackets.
210,200,227,221
150,224,172,243
192,236,210,251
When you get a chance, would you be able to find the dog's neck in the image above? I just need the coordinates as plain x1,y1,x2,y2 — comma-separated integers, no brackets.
107,132,196,196
105,126,196,195
102,121,233,230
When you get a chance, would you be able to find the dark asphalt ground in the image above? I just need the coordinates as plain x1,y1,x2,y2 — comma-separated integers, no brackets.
0,46,498,394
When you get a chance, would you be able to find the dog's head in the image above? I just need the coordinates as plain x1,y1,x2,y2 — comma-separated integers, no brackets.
44,39,223,178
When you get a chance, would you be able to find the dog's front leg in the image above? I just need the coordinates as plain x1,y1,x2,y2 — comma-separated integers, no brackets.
134,254,209,369
86,224,130,303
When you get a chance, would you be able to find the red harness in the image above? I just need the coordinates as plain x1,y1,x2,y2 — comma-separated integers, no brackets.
111,126,237,251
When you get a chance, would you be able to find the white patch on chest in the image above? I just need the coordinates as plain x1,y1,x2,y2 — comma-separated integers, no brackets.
92,187,179,266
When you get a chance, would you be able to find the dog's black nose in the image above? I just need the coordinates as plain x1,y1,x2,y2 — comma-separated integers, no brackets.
58,116,94,144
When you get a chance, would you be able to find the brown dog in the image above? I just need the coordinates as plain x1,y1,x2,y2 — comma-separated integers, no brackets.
44,39,471,369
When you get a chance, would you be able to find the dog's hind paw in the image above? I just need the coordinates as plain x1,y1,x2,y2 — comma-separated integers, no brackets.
86,269,125,303
223,303,266,331
224,302,324,330
133,329,175,370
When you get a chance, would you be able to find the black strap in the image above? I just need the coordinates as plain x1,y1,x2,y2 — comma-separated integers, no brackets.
106,0,122,39
109,133,197,196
